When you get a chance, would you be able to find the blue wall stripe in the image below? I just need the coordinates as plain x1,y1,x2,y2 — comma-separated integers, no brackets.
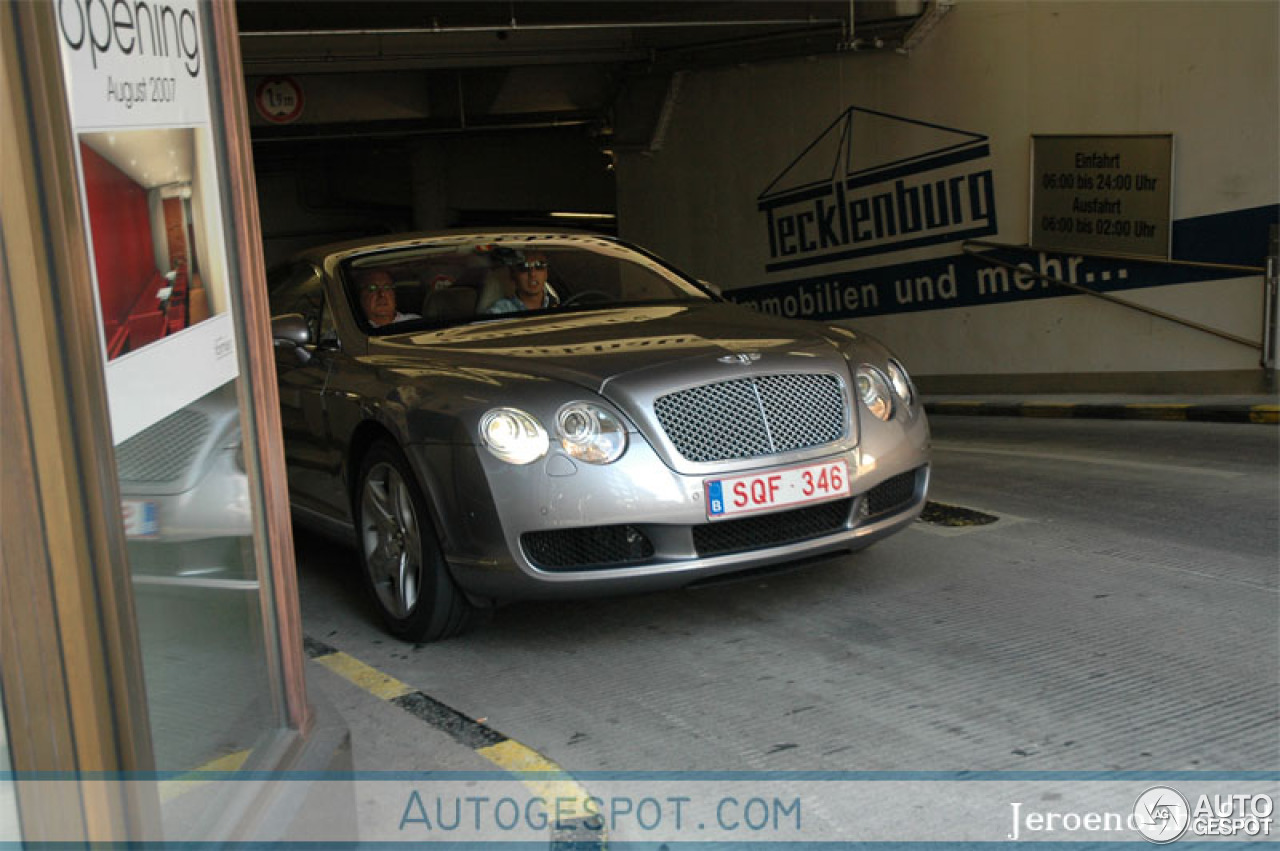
736,206,1277,321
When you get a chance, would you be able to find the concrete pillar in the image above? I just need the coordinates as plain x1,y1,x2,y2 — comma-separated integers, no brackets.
410,139,452,231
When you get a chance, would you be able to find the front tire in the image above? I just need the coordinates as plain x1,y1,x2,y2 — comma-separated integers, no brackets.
354,440,475,641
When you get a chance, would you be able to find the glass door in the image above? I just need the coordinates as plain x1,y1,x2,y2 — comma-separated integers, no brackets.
1,0,320,842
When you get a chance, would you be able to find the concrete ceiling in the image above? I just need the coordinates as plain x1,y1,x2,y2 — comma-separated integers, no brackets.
235,2,933,145
80,128,195,192
235,2,927,69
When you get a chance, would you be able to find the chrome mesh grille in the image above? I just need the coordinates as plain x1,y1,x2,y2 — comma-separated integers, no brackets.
654,373,846,462
116,409,211,484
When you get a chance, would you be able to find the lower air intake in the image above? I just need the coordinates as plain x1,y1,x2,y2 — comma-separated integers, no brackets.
693,498,854,557
523,525,654,571
864,468,921,517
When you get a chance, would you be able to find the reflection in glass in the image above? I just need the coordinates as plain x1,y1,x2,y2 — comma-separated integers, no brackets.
80,128,232,362
116,383,276,770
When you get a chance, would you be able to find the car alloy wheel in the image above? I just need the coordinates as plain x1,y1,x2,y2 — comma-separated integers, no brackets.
360,460,423,619
354,440,475,641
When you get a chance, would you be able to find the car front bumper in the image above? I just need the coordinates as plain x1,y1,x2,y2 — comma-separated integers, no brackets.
409,410,930,602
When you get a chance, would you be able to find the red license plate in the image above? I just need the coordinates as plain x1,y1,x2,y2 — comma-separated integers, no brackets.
706,460,850,519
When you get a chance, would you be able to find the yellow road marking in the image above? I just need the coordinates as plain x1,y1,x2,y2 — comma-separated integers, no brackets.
306,642,604,838
1251,405,1279,424
314,650,417,700
158,749,251,803
478,739,596,819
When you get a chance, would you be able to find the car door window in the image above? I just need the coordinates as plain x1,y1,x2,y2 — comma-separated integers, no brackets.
317,298,338,347
268,262,325,339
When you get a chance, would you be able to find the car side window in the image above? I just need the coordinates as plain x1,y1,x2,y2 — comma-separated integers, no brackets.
268,262,326,339
317,299,338,346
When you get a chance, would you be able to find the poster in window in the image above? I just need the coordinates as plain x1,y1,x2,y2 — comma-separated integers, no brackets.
55,0,239,444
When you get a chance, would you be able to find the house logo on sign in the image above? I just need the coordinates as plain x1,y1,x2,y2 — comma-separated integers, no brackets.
757,107,998,274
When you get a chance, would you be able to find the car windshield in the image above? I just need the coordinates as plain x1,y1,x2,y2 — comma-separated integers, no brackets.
341,237,716,333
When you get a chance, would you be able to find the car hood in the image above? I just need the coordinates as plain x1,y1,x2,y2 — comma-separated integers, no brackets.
371,301,851,391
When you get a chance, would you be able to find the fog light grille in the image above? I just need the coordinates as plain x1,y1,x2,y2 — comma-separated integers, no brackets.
864,469,920,517
523,525,654,571
693,498,853,557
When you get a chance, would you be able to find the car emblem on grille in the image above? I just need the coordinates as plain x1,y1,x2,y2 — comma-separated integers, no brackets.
717,352,762,364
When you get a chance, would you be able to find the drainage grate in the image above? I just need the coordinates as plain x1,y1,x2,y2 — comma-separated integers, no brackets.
918,501,999,527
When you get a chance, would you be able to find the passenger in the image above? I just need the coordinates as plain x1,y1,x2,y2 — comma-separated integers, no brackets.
484,250,558,314
355,268,419,327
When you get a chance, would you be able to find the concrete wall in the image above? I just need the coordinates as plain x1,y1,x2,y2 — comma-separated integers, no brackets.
616,1,1280,392
254,128,614,268
248,68,619,270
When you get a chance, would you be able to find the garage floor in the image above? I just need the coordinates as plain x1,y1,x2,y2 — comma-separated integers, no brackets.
293,415,1278,778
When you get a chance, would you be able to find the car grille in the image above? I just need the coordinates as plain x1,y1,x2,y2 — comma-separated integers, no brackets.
693,498,853,557
522,525,654,571
116,409,211,484
653,373,847,463
863,468,922,517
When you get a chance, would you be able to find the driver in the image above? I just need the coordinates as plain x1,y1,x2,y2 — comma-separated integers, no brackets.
485,250,558,314
356,268,419,327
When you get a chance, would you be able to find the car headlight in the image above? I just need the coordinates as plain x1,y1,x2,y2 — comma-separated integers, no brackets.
886,358,914,405
480,407,548,464
856,366,894,421
557,402,627,464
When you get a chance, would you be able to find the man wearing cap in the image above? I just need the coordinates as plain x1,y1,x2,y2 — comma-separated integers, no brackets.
485,250,558,314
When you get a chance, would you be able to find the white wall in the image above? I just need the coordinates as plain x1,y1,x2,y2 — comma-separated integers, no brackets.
191,127,231,316
148,189,170,273
616,1,1279,392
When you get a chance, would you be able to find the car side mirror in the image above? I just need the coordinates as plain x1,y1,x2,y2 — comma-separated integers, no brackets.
699,279,723,297
271,313,312,363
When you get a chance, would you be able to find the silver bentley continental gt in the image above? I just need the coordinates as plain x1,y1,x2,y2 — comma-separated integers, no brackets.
268,231,930,641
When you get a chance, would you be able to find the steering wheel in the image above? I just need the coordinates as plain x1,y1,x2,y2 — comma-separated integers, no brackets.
559,289,612,307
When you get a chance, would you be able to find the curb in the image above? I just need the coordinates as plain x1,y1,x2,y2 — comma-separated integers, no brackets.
924,401,1279,425
304,636,607,848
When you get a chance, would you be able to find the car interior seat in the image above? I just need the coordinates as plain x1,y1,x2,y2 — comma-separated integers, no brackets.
393,280,423,317
421,285,478,322
473,265,512,314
